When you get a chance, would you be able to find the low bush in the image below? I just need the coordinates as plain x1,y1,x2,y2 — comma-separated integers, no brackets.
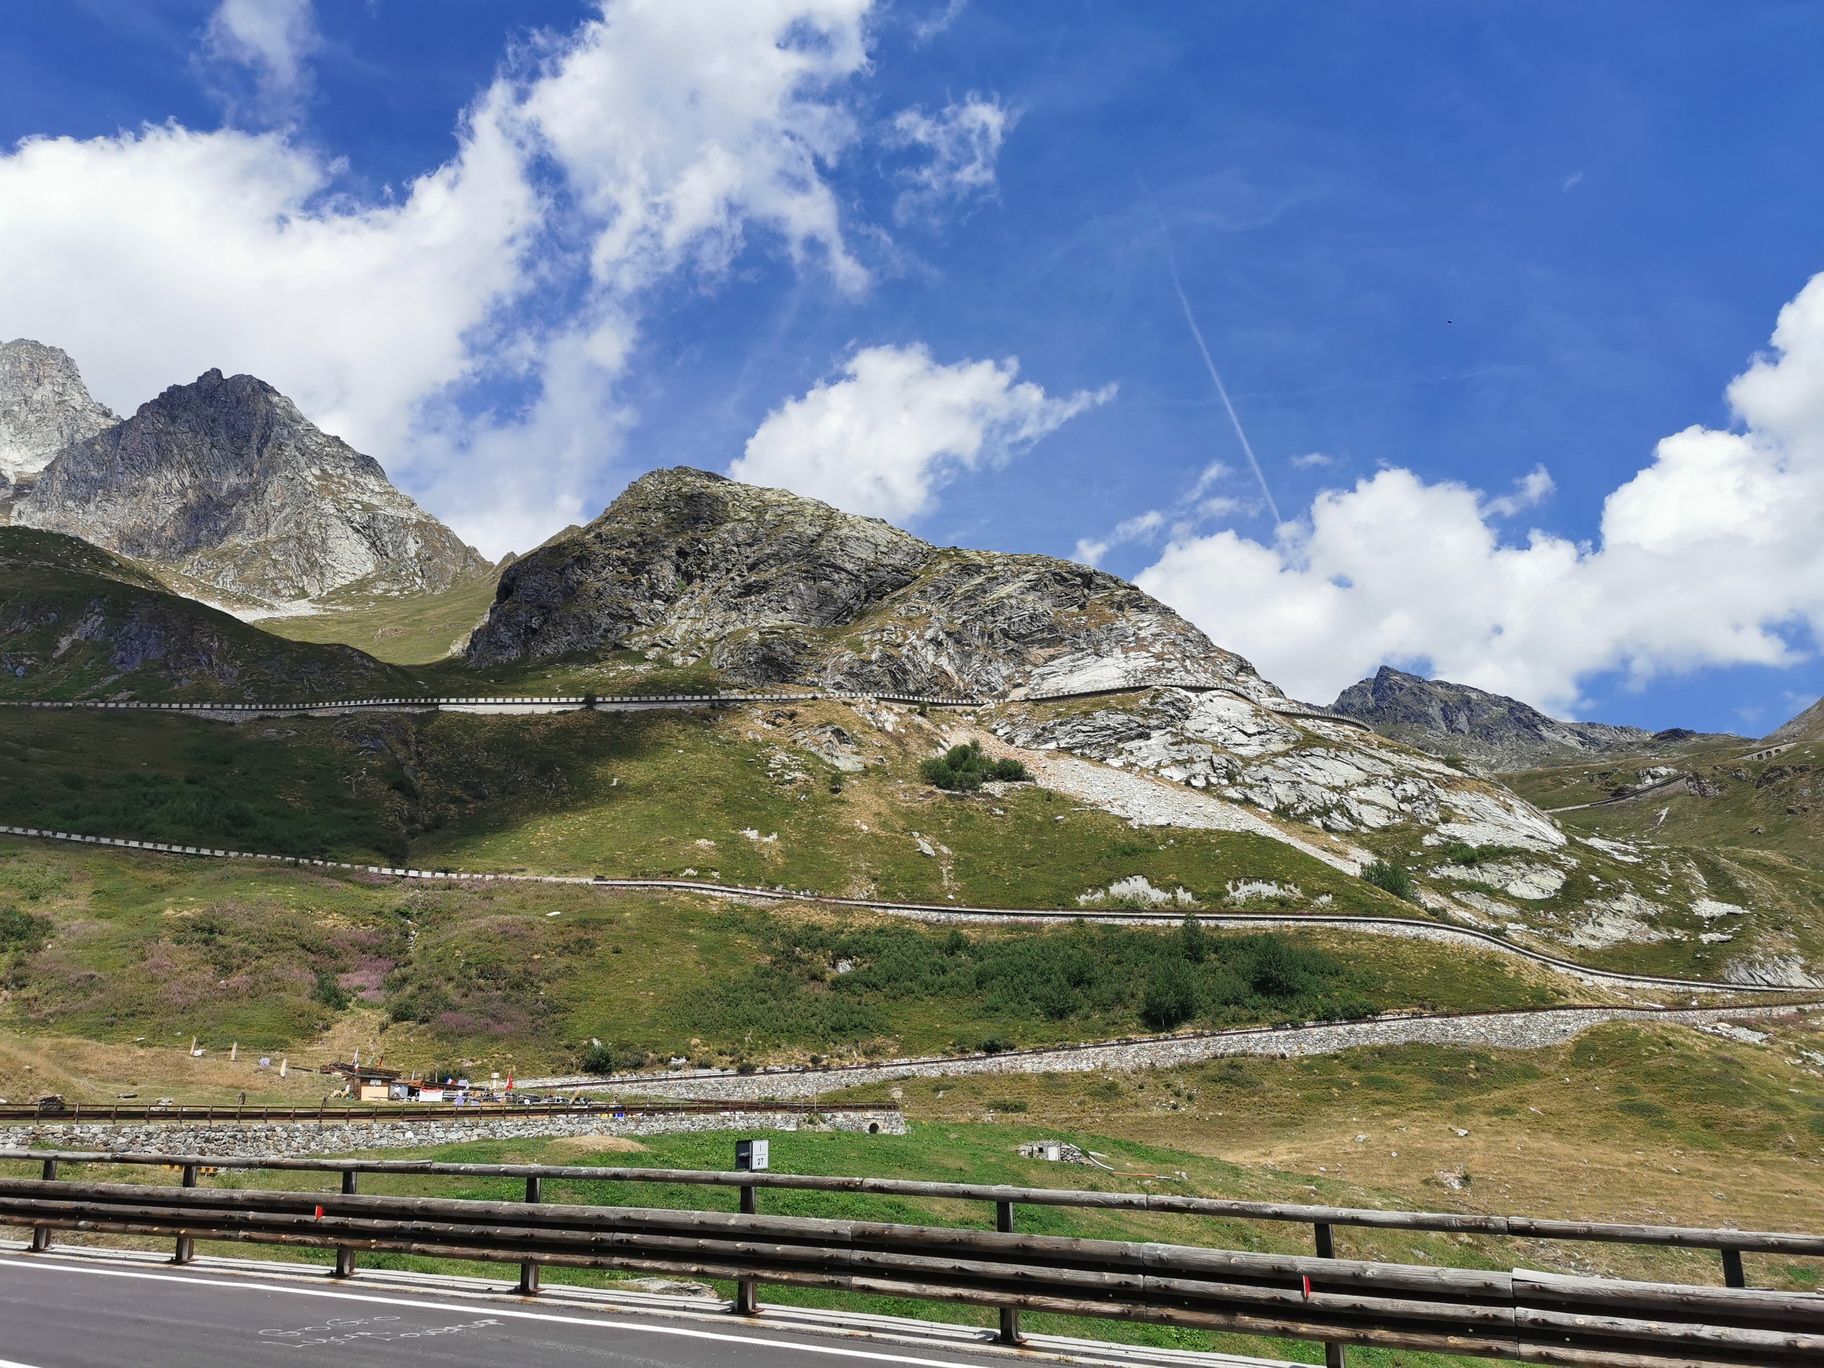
1362,859,1417,901
921,742,1031,792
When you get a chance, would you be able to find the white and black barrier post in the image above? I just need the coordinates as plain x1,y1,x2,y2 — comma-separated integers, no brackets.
733,1138,768,1316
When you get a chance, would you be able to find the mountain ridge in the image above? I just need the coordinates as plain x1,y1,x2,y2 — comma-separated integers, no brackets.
1331,665,1730,772
467,465,1270,699
12,362,487,609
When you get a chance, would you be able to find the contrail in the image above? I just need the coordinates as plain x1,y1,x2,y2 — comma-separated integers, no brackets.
1145,194,1282,525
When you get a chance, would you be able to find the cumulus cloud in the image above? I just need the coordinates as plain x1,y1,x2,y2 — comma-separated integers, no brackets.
887,94,1011,221
731,343,1114,522
203,0,321,122
1135,272,1824,714
0,0,884,559
523,0,872,295
0,84,539,476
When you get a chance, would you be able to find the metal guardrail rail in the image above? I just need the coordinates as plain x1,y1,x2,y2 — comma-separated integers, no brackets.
0,1100,891,1125
0,1150,1820,1366
0,679,1378,732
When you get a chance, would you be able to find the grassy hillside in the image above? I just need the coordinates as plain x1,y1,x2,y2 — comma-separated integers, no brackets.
8,1018,1819,1365
1495,738,1824,977
0,837,1573,1085
0,704,1417,915
262,574,500,664
0,528,417,702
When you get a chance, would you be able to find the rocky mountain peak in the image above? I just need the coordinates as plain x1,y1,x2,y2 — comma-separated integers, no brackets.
13,364,486,608
1332,665,1676,772
467,466,1270,698
1769,696,1824,743
0,338,117,483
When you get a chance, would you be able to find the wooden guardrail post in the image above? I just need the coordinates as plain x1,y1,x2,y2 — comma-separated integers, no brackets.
333,1171,357,1278
735,1181,758,1315
1723,1247,1747,1288
1314,1221,1344,1368
28,1157,57,1252
173,1164,198,1264
516,1175,542,1295
997,1199,1021,1345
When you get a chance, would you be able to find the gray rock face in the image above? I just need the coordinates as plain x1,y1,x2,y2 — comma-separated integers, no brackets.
0,339,117,483
1769,697,1824,744
468,467,1262,696
15,368,487,607
1331,666,1717,772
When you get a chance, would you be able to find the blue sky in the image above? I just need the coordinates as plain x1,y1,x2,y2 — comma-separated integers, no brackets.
1,1,1821,733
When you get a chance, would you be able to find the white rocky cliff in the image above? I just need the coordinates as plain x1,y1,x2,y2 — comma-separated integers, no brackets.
0,339,117,485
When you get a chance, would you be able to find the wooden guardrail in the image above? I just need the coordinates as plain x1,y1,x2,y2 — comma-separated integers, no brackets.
0,1150,1819,1365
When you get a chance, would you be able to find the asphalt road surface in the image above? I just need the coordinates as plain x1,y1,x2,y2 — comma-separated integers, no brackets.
0,1254,1024,1368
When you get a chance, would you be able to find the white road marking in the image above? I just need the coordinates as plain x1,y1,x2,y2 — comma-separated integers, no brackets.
0,1258,989,1366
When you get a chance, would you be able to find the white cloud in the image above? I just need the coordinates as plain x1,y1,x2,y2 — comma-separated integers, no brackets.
732,343,1113,522
1289,451,1335,469
909,0,969,44
523,0,872,295
887,94,1011,221
1075,460,1251,570
1135,271,1824,714
0,85,540,486
1075,510,1164,567
0,0,887,559
1482,463,1555,518
204,0,320,122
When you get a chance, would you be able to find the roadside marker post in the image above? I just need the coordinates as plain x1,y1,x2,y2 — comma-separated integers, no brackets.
734,1140,768,1316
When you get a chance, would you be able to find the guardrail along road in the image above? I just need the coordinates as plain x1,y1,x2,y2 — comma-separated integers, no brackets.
1,1149,1819,1366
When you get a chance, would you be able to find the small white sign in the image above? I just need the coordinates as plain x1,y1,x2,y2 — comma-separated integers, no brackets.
737,1138,770,1171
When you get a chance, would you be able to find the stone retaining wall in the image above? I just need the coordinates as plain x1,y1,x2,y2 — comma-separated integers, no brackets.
559,1003,1817,1103
8,1107,905,1158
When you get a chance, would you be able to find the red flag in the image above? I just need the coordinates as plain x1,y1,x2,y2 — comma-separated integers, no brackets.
1302,1274,1312,1300
506,1073,514,1090
314,1204,325,1219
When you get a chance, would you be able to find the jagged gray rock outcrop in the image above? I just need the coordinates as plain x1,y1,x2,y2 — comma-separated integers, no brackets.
1769,697,1824,744
0,339,117,483
14,367,487,607
1331,666,1723,772
468,467,1265,697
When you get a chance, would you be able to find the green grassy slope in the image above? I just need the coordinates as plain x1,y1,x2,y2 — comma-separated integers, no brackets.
1498,739,1824,976
0,836,1569,1079
262,574,501,664
0,705,1416,915
0,528,418,702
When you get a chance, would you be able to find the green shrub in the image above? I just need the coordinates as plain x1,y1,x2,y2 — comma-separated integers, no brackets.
1141,960,1199,1031
0,905,51,955
1362,859,1417,901
920,742,1031,792
1178,914,1208,964
1439,841,1523,867
311,970,352,1011
579,1042,617,1074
